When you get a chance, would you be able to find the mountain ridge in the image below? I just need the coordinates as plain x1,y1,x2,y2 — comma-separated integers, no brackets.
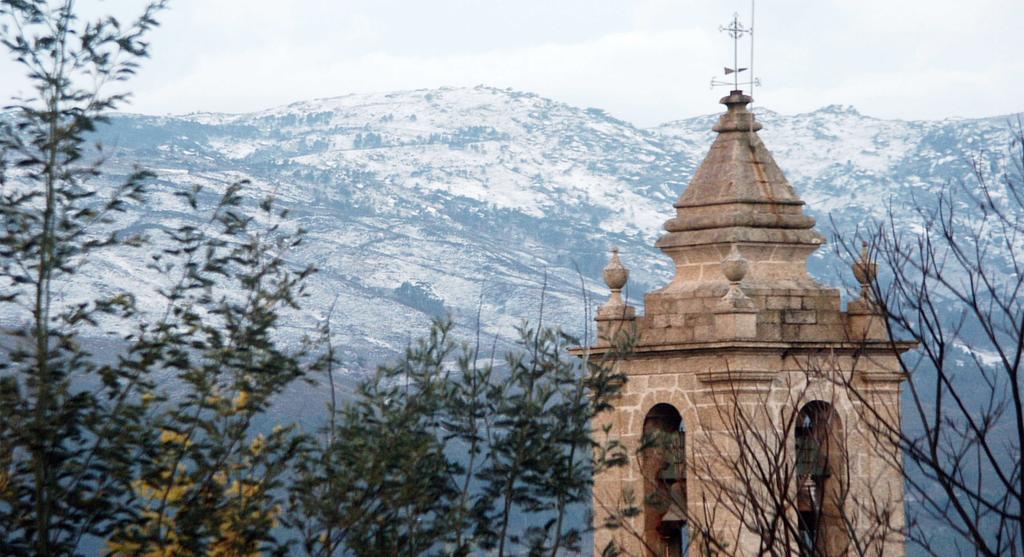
115,85,1020,127
5,85,1021,371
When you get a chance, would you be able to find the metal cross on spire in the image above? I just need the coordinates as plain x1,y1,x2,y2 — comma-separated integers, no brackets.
710,3,760,93
722,13,749,90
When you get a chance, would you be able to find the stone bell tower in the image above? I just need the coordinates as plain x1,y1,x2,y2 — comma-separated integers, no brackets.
585,92,911,557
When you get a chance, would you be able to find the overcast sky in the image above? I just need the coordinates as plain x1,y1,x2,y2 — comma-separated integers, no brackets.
3,0,1022,126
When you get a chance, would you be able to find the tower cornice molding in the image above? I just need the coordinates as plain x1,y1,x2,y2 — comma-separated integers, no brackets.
572,340,917,359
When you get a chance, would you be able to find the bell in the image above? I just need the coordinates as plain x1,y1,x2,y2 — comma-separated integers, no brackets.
797,475,819,513
795,436,827,477
661,506,687,524
658,462,681,485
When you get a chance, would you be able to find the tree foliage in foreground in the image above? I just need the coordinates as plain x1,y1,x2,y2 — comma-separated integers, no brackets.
0,1,168,553
288,318,626,557
0,2,628,555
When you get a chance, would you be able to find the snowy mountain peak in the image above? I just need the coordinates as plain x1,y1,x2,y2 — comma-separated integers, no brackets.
12,86,1021,368
814,104,862,117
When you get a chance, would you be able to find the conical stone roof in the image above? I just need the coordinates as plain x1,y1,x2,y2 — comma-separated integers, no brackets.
652,91,825,291
674,92,803,211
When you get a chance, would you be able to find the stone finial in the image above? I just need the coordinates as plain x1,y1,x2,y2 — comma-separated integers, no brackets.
852,242,877,292
847,241,888,339
718,245,755,310
596,247,635,345
848,241,880,314
714,245,758,339
721,244,749,283
603,247,629,292
597,247,636,321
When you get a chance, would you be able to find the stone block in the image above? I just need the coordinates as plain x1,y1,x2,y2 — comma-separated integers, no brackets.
781,324,801,339
649,373,677,389
783,309,817,324
675,265,702,282
617,393,641,407
673,298,703,313
845,312,890,341
808,323,844,339
766,296,790,310
803,294,841,311
643,297,668,315
693,325,714,340
758,323,782,340
627,359,659,375
688,313,713,327
675,328,695,342
714,311,758,339
816,310,842,324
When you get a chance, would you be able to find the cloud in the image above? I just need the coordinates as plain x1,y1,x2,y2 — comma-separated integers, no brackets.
2,0,1021,125
131,26,723,125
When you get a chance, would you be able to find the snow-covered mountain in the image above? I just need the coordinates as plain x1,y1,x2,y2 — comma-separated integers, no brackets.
33,86,1024,369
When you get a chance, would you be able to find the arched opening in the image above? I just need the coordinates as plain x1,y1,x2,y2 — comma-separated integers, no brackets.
642,403,687,557
795,401,848,557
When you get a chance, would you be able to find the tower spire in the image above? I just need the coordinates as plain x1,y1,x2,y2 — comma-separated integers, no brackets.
654,92,823,290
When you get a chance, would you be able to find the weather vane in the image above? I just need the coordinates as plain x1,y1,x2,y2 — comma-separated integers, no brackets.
710,2,760,94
